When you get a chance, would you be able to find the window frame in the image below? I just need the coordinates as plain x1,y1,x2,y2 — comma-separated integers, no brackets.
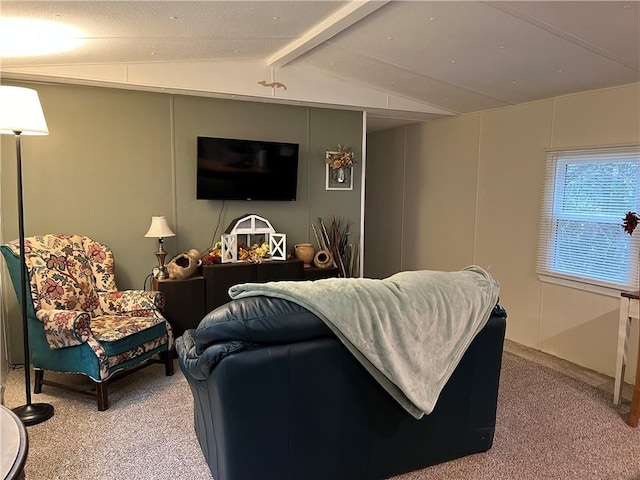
537,145,640,295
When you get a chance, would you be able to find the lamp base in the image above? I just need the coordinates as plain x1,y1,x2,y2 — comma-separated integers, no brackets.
155,250,168,279
13,402,54,426
156,268,168,280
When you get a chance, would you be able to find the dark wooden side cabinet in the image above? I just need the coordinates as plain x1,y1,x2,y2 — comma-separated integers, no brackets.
154,259,339,336
153,276,206,338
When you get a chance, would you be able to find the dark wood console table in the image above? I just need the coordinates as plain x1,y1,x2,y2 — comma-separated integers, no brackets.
154,259,339,337
303,265,340,281
203,259,304,311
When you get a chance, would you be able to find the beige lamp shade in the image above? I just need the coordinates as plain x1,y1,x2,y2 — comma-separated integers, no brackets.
0,86,49,135
144,216,175,239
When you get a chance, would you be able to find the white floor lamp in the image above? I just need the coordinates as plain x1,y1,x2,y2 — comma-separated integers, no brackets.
0,86,55,425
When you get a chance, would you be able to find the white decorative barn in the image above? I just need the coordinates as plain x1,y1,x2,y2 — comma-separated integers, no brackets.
221,214,286,263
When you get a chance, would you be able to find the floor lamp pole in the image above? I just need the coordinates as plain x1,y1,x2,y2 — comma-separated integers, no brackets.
12,131,54,426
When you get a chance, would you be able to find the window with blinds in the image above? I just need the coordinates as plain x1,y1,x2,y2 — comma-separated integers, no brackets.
537,146,640,291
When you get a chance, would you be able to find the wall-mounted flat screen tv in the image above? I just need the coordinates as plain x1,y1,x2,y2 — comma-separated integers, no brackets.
196,136,299,201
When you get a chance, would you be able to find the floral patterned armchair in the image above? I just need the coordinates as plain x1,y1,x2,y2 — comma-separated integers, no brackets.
1,234,174,411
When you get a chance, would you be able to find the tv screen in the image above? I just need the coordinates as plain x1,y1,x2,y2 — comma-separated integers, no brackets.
197,136,299,201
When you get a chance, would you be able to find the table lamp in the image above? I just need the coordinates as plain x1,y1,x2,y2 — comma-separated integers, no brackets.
144,216,175,279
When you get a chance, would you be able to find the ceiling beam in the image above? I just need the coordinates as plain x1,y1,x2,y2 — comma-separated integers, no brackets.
267,0,389,68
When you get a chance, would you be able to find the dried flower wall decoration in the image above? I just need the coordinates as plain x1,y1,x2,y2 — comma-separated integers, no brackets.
325,145,357,169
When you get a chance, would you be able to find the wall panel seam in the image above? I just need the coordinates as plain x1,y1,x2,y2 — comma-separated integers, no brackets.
170,95,178,245
400,126,406,271
473,113,483,266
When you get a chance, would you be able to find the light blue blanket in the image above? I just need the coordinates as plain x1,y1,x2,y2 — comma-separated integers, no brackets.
229,265,500,419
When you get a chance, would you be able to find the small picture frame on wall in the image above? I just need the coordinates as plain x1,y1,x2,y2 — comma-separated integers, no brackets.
325,164,353,191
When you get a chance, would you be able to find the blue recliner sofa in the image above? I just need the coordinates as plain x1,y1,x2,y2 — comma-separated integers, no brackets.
177,286,507,480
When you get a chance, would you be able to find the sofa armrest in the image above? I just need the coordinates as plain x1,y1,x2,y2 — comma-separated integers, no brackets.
98,290,165,315
194,296,332,354
176,296,332,379
176,330,250,380
36,309,92,349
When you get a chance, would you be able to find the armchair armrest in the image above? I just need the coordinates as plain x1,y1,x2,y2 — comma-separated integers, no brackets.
36,309,92,349
98,290,165,316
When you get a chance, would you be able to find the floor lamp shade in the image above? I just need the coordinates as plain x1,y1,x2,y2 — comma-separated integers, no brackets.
0,86,49,135
0,86,54,426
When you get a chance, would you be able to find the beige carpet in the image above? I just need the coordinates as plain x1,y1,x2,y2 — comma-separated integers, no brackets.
3,345,640,480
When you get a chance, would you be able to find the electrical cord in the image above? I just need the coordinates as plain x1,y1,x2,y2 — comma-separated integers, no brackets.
206,200,225,252
143,272,154,291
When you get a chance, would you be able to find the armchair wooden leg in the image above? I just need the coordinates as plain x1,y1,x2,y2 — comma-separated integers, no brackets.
34,369,44,394
97,382,108,411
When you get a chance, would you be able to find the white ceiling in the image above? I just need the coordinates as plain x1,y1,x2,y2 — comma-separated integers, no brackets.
1,1,639,132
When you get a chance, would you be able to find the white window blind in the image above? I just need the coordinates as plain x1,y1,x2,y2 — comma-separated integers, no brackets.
537,146,640,291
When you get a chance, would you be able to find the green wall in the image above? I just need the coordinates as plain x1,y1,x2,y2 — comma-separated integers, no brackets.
0,80,363,363
171,96,362,255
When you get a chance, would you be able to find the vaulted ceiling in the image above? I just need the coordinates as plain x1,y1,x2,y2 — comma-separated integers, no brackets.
2,1,639,131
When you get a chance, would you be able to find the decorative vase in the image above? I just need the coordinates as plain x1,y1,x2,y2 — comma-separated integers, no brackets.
294,243,315,268
167,249,201,280
313,250,333,269
332,166,349,184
